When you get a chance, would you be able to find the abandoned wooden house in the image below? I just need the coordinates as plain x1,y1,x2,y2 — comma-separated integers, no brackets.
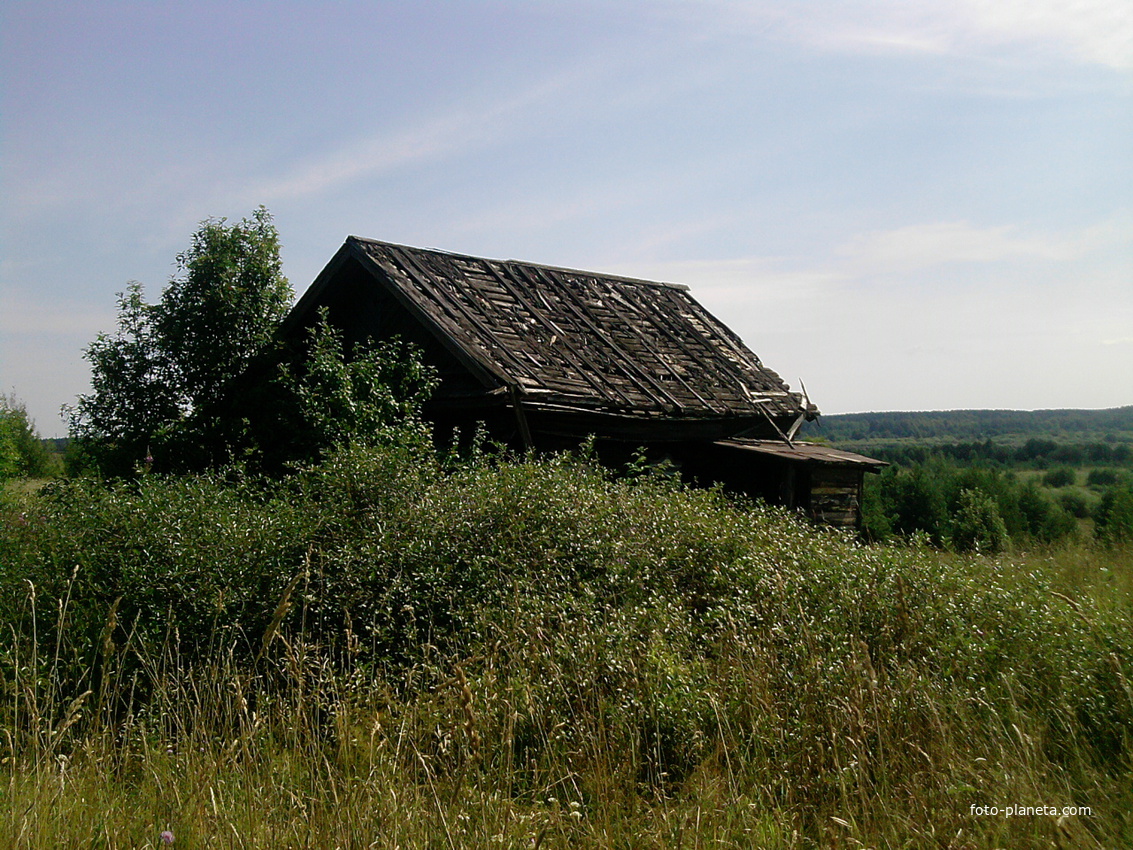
282,237,884,527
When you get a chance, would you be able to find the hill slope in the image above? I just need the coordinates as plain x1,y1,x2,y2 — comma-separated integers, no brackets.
806,406,1133,444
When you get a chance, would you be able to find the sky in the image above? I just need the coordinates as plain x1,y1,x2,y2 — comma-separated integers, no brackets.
2,0,1131,437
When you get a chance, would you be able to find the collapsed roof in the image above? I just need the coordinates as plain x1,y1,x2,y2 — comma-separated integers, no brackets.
285,237,815,441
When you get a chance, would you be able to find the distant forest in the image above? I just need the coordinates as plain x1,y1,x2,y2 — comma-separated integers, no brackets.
805,406,1133,468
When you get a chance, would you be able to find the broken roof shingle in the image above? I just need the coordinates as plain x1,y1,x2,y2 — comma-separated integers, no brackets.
294,237,811,424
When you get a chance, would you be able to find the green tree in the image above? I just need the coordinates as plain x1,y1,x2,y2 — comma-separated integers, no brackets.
197,314,438,472
156,207,292,412
66,283,181,474
1016,481,1076,544
1095,484,1133,545
1042,467,1076,488
68,209,436,476
68,209,293,475
0,402,21,480
887,463,949,544
950,488,1009,554
0,395,55,480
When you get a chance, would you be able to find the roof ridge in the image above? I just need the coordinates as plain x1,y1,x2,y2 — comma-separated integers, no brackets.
346,235,690,291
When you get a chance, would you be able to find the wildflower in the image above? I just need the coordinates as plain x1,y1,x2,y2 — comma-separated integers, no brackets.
160,831,174,845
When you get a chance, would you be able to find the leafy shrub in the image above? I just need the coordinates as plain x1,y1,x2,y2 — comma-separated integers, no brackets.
1087,468,1121,487
950,488,1009,553
1057,489,1093,519
1042,467,1075,487
0,395,55,480
1095,483,1133,544
863,461,1081,548
881,463,949,543
1017,481,1077,543
1,444,1131,844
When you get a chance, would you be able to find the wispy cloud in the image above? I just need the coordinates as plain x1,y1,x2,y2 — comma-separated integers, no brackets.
838,221,1072,273
697,0,1133,71
838,215,1132,274
600,214,1130,313
958,0,1133,71
604,256,843,305
241,62,611,206
0,288,114,336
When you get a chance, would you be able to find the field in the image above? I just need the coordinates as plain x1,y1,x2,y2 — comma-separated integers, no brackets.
1,442,1131,848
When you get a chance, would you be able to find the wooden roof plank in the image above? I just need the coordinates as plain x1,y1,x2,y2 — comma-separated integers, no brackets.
525,265,692,413
485,260,638,408
381,244,543,390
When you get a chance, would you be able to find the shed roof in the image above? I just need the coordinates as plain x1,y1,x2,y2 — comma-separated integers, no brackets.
714,438,887,468
289,237,811,425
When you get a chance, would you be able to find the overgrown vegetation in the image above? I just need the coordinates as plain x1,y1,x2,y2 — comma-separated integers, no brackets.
6,211,1127,845
0,396,58,481
810,408,1133,552
63,210,437,478
2,443,1130,847
857,459,1133,550
65,209,294,476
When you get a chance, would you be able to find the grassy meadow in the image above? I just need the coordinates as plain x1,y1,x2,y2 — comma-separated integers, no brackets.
1,443,1131,848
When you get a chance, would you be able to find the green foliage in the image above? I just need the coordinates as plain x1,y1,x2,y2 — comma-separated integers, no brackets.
876,462,949,544
1095,483,1133,545
813,408,1133,475
865,461,1081,549
858,473,892,541
66,210,436,476
950,488,1008,554
0,402,24,480
66,283,181,475
1088,468,1123,487
156,208,292,412
814,406,1133,443
269,315,438,465
1017,480,1077,543
1,444,1131,845
68,209,293,475
1057,488,1093,519
0,395,55,480
1042,466,1076,487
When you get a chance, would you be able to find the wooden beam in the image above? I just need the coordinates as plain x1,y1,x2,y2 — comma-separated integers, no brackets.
509,385,534,450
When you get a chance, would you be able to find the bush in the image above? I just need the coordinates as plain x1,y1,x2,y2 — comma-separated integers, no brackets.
1087,468,1121,488
0,395,55,480
1095,484,1133,544
1042,467,1075,487
863,461,1080,548
1017,481,1077,543
2,444,1131,845
1057,489,1093,519
883,463,949,543
950,488,1009,554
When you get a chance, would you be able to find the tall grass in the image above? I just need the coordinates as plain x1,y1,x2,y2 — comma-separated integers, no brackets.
1,444,1130,847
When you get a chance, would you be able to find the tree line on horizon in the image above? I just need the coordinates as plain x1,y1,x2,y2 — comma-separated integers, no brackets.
812,406,1133,444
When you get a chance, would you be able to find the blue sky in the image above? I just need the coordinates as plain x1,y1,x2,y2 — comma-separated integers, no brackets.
2,0,1130,436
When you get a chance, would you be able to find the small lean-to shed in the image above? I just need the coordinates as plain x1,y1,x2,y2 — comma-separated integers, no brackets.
693,439,886,528
283,237,884,526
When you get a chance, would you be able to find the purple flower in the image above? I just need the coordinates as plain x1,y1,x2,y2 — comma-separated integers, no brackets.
160,831,174,845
